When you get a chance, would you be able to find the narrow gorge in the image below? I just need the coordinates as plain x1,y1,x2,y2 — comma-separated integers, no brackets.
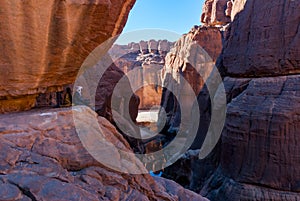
0,0,299,201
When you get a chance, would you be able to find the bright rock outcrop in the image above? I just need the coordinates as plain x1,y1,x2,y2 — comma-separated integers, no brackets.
0,0,136,113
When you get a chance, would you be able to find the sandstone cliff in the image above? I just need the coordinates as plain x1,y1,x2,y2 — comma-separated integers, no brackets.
201,0,231,26
0,0,136,113
201,0,300,200
221,0,300,77
157,25,223,140
160,0,300,200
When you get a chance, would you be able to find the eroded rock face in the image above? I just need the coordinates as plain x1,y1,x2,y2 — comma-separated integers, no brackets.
0,106,208,201
221,0,300,77
160,1,300,200
0,0,136,113
158,26,222,134
223,76,300,191
201,0,231,26
156,26,223,192
202,76,300,200
200,0,300,200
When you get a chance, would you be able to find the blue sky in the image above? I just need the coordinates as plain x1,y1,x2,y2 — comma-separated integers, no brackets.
117,0,205,44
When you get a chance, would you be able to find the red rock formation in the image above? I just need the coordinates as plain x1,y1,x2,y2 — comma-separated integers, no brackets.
158,25,222,134
158,40,173,56
139,40,149,54
221,0,300,77
0,0,136,113
0,106,208,200
200,0,300,200
160,1,300,200
201,0,231,26
148,40,159,54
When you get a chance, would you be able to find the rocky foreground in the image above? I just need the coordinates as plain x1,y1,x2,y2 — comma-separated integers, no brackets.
0,106,207,201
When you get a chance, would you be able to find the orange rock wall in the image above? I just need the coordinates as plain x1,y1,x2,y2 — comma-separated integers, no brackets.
0,0,136,113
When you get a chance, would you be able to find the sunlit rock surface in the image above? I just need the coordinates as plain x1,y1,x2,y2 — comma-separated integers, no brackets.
0,106,208,201
201,0,231,26
110,40,174,109
0,0,136,113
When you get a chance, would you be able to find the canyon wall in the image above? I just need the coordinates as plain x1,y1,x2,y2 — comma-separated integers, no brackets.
160,0,300,200
158,25,223,139
0,0,136,113
202,0,300,200
158,18,224,194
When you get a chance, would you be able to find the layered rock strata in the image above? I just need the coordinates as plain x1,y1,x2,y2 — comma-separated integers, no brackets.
200,0,300,200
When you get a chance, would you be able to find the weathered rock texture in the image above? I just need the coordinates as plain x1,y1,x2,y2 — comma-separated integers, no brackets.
110,40,174,110
0,106,208,201
156,25,223,193
158,25,222,135
0,0,136,113
201,76,300,200
95,63,140,123
200,0,300,200
160,0,300,200
201,0,231,26
221,0,300,77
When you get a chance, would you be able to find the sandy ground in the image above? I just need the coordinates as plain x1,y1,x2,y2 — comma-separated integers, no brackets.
136,109,159,123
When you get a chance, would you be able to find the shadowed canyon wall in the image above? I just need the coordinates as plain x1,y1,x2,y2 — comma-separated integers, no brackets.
160,0,300,200
202,0,300,200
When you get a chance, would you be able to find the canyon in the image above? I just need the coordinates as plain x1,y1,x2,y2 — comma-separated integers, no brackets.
0,0,299,200
0,0,208,200
110,40,174,110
